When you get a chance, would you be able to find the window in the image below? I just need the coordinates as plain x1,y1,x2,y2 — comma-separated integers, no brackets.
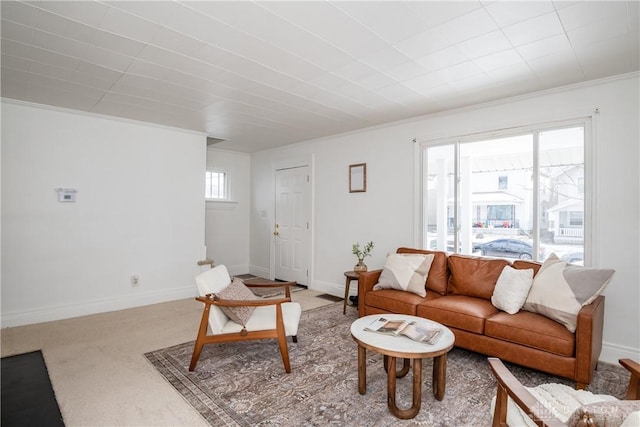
205,171,228,200
422,122,587,263
498,176,508,189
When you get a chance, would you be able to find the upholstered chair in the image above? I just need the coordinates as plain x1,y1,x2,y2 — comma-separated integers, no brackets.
489,357,640,426
189,264,301,373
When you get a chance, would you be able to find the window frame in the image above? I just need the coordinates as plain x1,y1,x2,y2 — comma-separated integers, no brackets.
205,169,230,201
417,116,594,265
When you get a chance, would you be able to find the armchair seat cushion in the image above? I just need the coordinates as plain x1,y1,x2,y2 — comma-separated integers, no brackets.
493,382,619,427
486,311,575,357
221,302,301,336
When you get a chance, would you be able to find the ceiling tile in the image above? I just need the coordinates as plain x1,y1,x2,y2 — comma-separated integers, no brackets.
516,34,573,61
259,1,388,57
416,46,470,72
28,61,115,91
395,8,498,58
191,2,354,71
403,72,448,92
384,61,430,82
557,1,628,31
104,1,183,27
331,1,428,44
473,50,525,72
502,12,565,46
1,53,31,71
456,30,512,59
484,1,555,27
360,47,412,71
333,60,378,81
406,1,483,29
357,72,398,91
34,1,109,27
567,18,629,49
149,27,208,58
1,1,40,27
98,6,162,43
1,19,35,44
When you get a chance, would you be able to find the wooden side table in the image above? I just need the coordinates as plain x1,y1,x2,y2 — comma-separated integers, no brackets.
343,271,360,314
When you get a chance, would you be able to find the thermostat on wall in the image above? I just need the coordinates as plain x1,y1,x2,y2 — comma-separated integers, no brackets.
55,188,78,202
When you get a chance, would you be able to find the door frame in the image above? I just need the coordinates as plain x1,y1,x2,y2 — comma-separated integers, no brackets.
269,154,315,287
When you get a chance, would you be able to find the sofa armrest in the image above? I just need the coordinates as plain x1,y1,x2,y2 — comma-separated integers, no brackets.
575,295,605,388
358,269,382,317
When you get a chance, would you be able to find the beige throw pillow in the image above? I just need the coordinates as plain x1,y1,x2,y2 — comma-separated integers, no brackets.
523,253,615,332
215,277,258,326
491,266,534,314
373,253,435,297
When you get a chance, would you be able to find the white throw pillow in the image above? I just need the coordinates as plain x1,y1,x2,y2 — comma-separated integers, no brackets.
373,253,434,297
523,253,615,332
491,266,534,314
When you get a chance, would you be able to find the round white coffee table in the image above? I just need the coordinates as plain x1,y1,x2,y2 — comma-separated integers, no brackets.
351,314,455,419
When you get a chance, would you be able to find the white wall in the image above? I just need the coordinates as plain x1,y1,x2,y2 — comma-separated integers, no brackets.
205,147,251,275
1,101,206,327
250,73,640,363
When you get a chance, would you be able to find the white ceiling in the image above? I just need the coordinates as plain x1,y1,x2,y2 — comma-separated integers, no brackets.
1,1,638,152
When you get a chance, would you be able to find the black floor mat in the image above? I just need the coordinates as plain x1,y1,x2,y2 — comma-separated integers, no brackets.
1,350,65,426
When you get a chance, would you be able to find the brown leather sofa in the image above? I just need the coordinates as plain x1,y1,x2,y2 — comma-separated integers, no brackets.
357,247,604,388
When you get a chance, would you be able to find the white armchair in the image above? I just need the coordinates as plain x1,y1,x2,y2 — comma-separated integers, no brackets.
189,265,302,373
489,357,640,426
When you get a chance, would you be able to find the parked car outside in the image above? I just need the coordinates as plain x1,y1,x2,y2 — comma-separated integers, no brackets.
561,251,584,265
472,238,543,260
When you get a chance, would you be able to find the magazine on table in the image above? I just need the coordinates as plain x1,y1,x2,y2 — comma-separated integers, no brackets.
365,317,443,345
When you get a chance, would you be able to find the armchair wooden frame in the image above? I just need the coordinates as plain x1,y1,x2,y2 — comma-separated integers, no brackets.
488,357,640,427
189,281,298,373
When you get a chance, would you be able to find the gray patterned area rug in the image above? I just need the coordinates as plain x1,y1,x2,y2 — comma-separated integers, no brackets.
145,302,628,426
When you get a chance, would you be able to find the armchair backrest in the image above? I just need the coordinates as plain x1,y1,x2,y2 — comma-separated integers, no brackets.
195,264,232,334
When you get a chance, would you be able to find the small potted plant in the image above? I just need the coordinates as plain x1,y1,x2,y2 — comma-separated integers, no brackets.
352,241,374,272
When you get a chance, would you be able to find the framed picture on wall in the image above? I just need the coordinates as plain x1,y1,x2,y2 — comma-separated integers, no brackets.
349,163,366,193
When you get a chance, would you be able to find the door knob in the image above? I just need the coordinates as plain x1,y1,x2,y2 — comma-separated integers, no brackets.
273,223,279,236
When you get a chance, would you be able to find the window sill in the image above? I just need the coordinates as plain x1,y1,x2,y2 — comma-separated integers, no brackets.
206,199,237,204
206,199,237,211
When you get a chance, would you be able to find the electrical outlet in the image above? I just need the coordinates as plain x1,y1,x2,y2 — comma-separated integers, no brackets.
131,275,140,287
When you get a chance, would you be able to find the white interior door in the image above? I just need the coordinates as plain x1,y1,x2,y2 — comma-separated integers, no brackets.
274,166,310,285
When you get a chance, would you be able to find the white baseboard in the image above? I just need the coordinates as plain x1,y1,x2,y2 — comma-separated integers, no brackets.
249,265,270,279
1,286,196,328
223,263,250,277
311,279,355,298
599,341,640,364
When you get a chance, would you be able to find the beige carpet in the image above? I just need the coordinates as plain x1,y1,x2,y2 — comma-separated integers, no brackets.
0,289,338,426
145,302,629,426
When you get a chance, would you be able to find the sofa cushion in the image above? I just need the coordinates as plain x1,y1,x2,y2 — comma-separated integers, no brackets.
512,260,542,276
397,248,449,295
491,266,534,314
373,253,435,297
523,253,615,333
365,289,438,315
448,255,510,300
486,311,575,357
418,295,498,334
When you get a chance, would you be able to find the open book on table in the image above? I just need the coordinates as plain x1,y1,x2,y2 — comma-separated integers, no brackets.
365,317,443,345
